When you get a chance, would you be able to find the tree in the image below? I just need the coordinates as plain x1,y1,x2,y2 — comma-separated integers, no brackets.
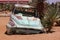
42,3,59,33
36,0,45,19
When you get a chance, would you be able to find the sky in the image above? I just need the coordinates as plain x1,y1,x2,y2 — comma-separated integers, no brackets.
46,0,60,4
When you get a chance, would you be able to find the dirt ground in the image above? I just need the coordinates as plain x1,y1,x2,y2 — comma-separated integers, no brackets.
0,17,60,40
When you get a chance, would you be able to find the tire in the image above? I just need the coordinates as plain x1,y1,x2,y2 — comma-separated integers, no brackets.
6,28,13,35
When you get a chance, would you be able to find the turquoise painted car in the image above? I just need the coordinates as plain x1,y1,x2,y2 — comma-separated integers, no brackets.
6,4,44,34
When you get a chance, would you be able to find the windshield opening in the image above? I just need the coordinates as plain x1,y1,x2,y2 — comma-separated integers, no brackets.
13,7,36,17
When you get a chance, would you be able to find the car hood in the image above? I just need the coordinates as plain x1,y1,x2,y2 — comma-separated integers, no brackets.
11,14,44,30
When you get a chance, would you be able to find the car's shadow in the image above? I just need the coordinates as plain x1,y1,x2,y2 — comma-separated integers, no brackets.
5,31,45,35
5,31,55,35
45,31,55,34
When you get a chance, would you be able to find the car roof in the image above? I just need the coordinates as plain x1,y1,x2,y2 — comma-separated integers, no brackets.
15,4,34,8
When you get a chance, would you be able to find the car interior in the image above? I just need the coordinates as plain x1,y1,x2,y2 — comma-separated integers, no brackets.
13,8,38,17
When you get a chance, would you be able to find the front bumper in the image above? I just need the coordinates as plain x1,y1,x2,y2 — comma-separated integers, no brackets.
6,23,44,31
6,24,44,34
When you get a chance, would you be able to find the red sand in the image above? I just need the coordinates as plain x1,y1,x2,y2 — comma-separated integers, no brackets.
0,17,60,40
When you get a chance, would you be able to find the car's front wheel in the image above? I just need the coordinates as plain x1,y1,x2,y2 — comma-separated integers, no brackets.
6,28,16,35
